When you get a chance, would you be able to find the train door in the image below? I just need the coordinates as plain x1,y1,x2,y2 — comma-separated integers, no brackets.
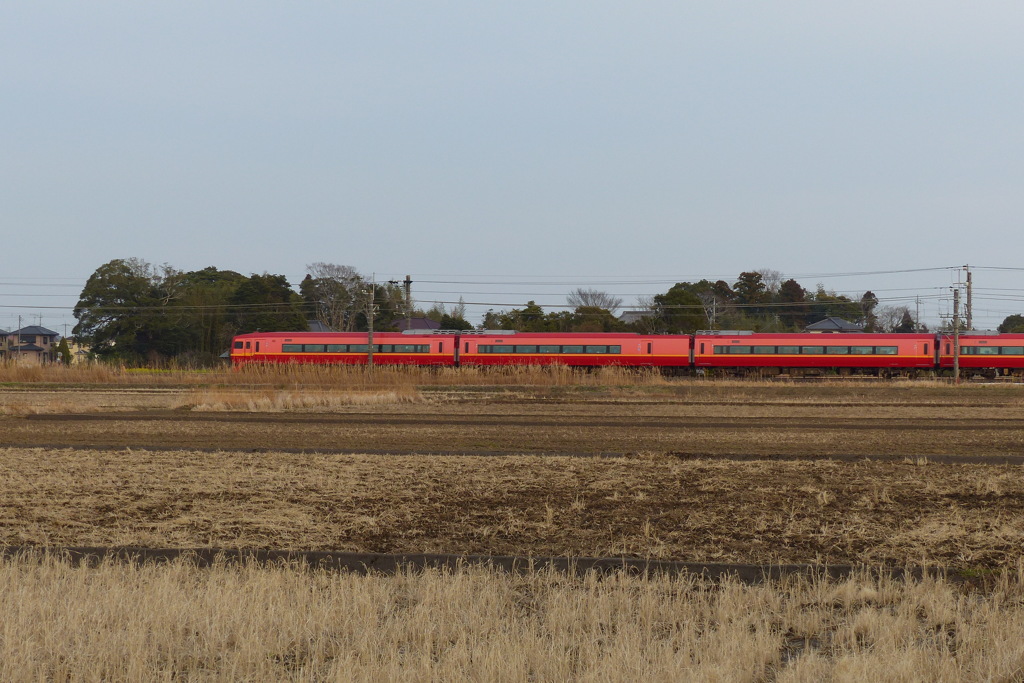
232,338,254,362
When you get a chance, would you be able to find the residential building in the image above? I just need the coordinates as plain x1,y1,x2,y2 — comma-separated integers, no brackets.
4,325,59,365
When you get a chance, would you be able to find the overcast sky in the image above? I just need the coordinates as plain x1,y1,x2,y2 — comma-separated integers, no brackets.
3,2,1023,332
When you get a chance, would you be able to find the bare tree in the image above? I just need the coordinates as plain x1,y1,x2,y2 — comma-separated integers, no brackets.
875,305,914,333
302,263,365,331
755,268,784,295
566,288,623,314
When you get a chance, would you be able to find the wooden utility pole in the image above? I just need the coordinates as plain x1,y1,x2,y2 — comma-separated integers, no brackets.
952,288,960,385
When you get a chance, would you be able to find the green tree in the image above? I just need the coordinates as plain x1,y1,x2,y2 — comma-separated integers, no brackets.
894,310,916,333
73,258,168,360
807,285,862,326
230,273,307,333
776,279,808,329
651,284,706,333
54,337,73,364
440,313,474,330
860,291,880,332
998,314,1024,333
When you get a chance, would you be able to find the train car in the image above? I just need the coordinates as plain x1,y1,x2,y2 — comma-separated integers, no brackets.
230,331,458,366
692,332,935,376
458,332,692,368
938,333,1024,377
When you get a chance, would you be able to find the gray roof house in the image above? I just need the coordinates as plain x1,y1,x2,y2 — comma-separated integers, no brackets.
804,317,863,333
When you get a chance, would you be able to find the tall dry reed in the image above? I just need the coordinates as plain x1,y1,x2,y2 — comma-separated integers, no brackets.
0,553,1021,681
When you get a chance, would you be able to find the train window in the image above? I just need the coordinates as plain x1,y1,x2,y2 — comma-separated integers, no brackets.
777,346,799,354
349,344,369,353
303,344,324,353
515,345,538,353
233,341,243,349
977,346,1000,355
801,346,824,355
753,346,775,354
326,344,347,353
700,343,705,354
959,347,975,355
923,343,929,355
465,342,469,353
647,343,652,354
282,344,302,353
825,347,850,355
562,345,584,354
255,342,260,352
850,346,873,355
379,345,394,353
539,345,561,353
945,344,951,354
713,346,729,354
1001,346,1024,355
394,344,422,353
731,346,751,354
585,346,607,354
876,346,898,355
479,345,513,353
245,341,251,349
438,343,443,353
609,346,621,354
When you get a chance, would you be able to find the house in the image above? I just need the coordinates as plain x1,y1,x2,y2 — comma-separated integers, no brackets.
804,317,863,333
64,337,91,364
393,317,442,332
5,325,60,365
618,310,653,324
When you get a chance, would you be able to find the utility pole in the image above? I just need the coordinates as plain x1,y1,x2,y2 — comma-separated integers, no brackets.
365,281,375,369
952,288,960,385
404,275,412,330
964,264,973,331
915,297,921,332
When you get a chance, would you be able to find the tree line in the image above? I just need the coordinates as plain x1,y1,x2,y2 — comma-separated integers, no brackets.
485,271,920,335
71,258,472,364
71,260,1024,364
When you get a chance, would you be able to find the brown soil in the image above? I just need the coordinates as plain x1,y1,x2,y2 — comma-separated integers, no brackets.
1,447,1022,568
2,404,1024,457
2,382,1023,569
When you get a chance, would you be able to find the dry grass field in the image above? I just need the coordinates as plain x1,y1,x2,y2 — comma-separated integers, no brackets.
1,553,1022,681
2,365,1023,679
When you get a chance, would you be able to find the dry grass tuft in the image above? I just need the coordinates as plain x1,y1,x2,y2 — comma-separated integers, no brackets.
0,553,1022,681
189,387,422,411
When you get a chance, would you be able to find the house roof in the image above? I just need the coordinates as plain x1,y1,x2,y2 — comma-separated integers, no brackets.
618,310,653,324
13,325,59,336
393,317,442,331
804,316,863,332
11,343,44,352
306,320,333,332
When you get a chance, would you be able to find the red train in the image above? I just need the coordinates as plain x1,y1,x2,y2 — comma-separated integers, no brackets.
230,330,1024,377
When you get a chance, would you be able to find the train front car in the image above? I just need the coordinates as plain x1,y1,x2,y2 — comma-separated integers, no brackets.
459,332,692,370
229,331,458,366
692,332,935,377
939,333,1024,378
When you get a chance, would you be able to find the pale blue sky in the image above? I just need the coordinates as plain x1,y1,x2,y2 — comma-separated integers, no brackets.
3,2,1023,331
